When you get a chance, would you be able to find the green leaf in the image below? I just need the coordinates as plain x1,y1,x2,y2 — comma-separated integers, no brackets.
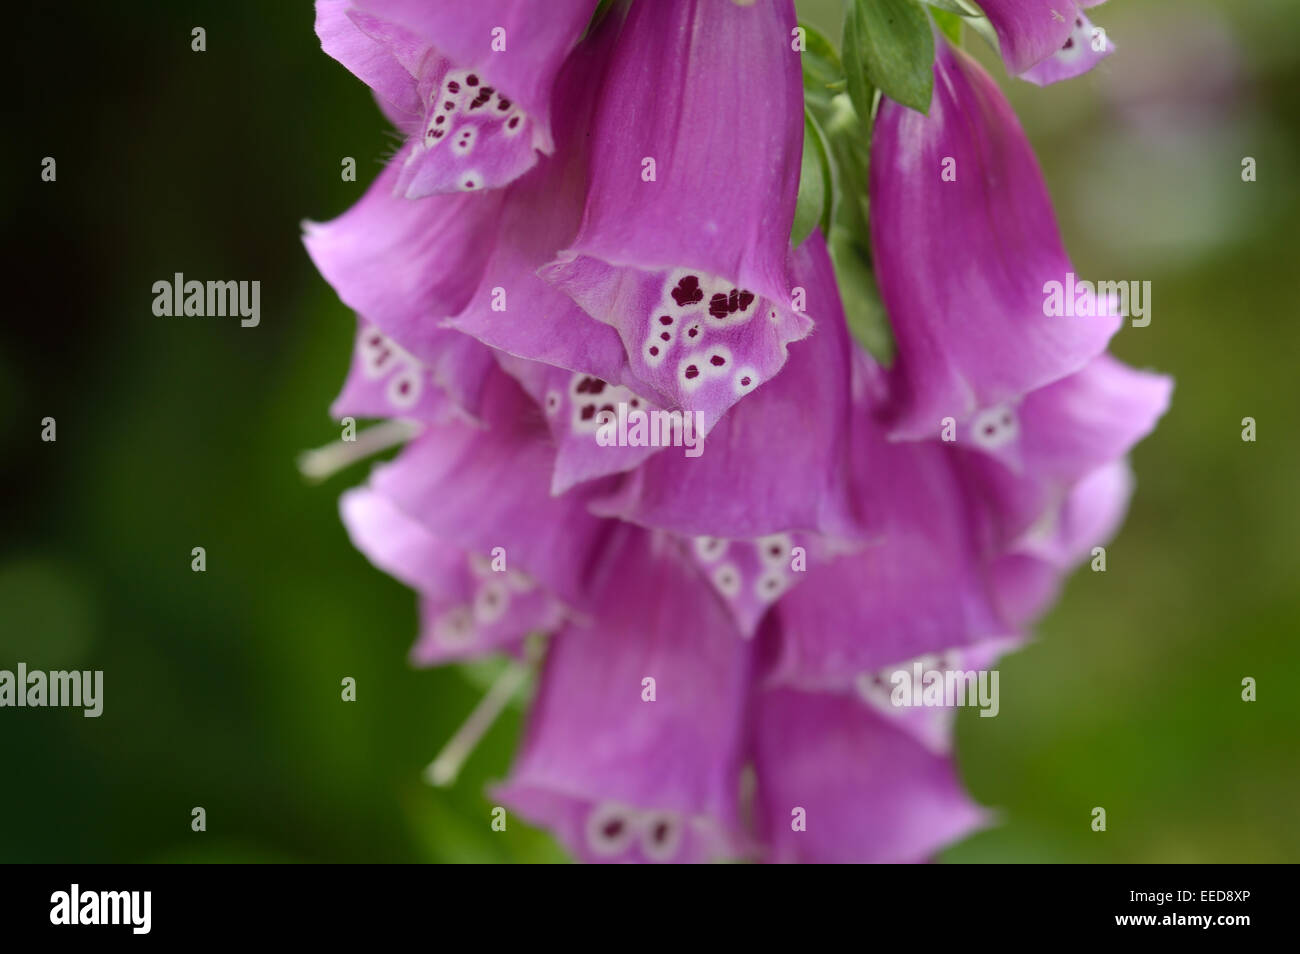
816,92,871,246
844,0,935,115
930,7,964,45
840,7,875,131
799,21,843,104
829,227,895,366
792,108,833,248
926,0,1001,51
794,15,897,362
925,0,984,16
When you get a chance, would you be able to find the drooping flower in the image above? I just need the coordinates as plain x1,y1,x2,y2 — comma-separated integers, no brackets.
316,0,599,195
305,0,1170,864
954,354,1173,552
585,235,860,540
988,460,1135,627
302,149,505,418
869,35,1121,442
493,524,753,864
330,321,460,425
363,366,617,614
749,688,989,864
978,0,1115,84
763,401,1011,693
539,0,814,432
340,485,567,665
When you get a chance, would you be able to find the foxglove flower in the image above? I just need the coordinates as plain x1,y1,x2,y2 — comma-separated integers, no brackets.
978,0,1114,84
305,0,1170,863
302,151,505,418
317,0,597,194
586,236,860,540
763,399,1010,693
539,0,814,432
750,689,988,863
989,460,1135,627
340,486,567,664
869,36,1120,441
955,354,1173,552
493,524,753,864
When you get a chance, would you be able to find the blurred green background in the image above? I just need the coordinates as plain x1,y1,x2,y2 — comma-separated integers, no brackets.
1,0,1296,862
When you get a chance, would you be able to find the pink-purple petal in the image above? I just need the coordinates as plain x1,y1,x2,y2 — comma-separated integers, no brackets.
355,0,599,154
870,38,1121,441
1020,10,1116,87
752,689,989,863
493,525,751,863
340,487,566,664
315,0,426,125
541,0,810,422
979,0,1112,81
585,234,859,539
990,460,1134,627
960,355,1172,551
366,368,615,609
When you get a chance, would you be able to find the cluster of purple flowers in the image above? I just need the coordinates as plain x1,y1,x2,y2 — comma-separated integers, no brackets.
305,0,1169,863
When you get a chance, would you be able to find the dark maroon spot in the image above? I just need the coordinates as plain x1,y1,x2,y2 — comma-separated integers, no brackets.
467,74,479,86
498,98,511,111
432,130,445,139
368,334,382,346
648,346,659,356
580,405,596,421
600,404,614,414
709,355,726,367
710,288,751,319
769,545,781,557
684,365,699,380
398,381,410,394
1075,17,1083,27
1062,38,1074,50
658,315,673,325
435,115,445,125
652,821,670,844
687,327,698,338
463,179,474,188
470,89,493,110
602,819,624,839
660,331,670,341
671,275,703,308
507,117,520,129
740,376,751,387
629,399,640,408
983,424,996,436
444,101,455,111
447,81,460,93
